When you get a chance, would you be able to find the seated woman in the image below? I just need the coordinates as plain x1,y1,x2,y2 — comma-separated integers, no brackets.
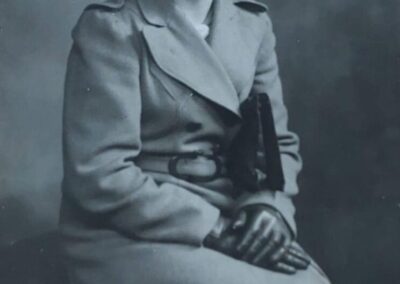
59,0,331,283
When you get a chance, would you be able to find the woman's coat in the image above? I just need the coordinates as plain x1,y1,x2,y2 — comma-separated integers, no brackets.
60,0,329,283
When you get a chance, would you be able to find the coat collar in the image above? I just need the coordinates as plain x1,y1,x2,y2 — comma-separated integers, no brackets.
136,0,172,27
137,0,268,120
137,0,268,27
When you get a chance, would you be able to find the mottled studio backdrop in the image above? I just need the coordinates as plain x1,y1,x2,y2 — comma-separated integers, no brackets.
0,0,399,283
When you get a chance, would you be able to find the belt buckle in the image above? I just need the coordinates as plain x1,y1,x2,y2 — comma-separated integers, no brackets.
168,151,222,183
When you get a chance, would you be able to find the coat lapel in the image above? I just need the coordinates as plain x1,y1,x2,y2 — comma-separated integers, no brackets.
138,0,241,119
209,0,268,102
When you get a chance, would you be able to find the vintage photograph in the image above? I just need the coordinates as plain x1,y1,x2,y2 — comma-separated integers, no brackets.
0,0,399,283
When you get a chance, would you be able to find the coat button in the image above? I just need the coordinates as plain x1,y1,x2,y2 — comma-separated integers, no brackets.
185,122,202,132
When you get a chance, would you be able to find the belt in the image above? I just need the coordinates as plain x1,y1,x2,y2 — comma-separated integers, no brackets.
135,152,227,183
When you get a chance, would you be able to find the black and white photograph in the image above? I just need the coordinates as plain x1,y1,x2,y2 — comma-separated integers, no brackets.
0,0,399,283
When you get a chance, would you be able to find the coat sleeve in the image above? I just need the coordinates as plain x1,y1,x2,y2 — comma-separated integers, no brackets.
234,13,302,236
62,7,219,246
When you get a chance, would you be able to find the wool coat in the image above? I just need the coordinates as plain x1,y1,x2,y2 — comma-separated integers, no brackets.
60,0,330,283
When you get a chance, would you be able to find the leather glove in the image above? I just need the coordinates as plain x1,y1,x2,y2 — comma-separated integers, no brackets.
204,216,240,257
204,209,311,275
272,243,311,274
233,204,310,274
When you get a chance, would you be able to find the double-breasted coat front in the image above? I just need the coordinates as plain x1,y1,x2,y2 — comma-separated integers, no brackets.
60,0,330,283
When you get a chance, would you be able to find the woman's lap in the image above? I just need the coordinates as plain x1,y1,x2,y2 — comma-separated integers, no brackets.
61,228,330,284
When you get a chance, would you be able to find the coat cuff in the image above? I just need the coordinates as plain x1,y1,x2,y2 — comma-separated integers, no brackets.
234,190,297,236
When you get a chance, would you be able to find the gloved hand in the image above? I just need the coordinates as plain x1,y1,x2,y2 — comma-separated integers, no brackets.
204,206,311,275
204,216,239,257
232,204,310,274
272,243,311,274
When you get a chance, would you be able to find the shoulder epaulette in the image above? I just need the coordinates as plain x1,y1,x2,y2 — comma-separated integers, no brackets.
234,0,269,13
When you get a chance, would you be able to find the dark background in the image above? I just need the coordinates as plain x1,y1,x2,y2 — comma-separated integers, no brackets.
0,0,399,283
